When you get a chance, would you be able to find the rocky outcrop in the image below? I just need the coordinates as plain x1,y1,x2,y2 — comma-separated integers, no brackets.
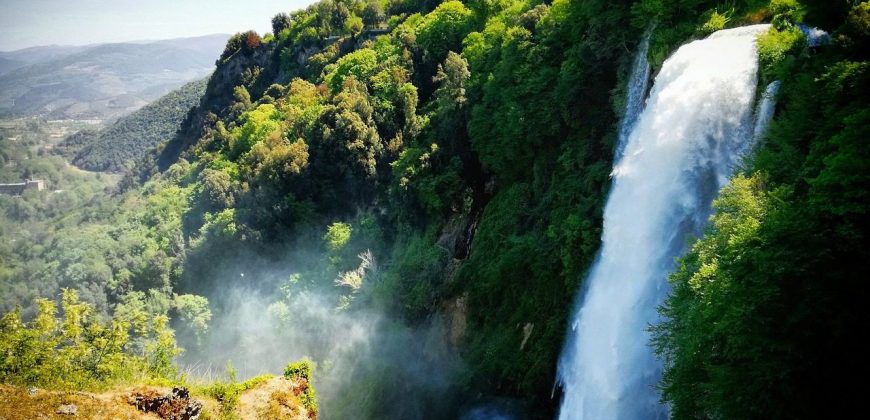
128,387,202,420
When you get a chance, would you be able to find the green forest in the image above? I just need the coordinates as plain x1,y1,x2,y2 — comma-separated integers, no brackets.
1,0,867,418
56,78,209,172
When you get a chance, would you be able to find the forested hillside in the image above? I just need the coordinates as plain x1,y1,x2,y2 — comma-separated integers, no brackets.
0,44,88,76
56,78,208,172
1,0,866,419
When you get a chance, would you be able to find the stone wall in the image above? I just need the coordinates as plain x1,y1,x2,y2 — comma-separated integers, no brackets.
0,179,44,196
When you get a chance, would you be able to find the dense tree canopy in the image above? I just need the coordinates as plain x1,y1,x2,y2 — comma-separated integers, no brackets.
1,0,867,418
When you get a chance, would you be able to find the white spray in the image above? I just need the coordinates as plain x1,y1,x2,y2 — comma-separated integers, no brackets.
557,25,771,419
753,80,781,142
614,29,652,165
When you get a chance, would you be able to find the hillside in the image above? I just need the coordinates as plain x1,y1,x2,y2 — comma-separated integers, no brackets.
0,57,22,76
0,44,88,76
0,0,867,419
0,35,226,120
55,77,209,172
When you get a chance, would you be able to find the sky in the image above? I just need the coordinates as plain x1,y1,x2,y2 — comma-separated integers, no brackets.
0,0,317,52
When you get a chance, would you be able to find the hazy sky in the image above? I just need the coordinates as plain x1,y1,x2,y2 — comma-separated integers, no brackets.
0,0,317,51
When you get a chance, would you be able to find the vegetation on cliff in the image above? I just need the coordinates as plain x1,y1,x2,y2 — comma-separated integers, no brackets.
0,0,866,418
654,2,869,417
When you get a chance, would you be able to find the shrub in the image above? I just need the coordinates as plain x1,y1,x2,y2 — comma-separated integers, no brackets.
324,222,353,251
0,289,181,390
757,26,805,78
700,10,729,34
284,359,318,416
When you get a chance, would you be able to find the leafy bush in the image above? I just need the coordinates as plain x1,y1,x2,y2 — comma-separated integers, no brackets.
0,289,181,390
324,222,353,251
699,10,730,33
284,358,318,416
756,25,805,79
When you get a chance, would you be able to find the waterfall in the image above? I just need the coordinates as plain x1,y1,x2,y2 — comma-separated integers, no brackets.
557,25,771,420
753,80,781,141
614,29,652,165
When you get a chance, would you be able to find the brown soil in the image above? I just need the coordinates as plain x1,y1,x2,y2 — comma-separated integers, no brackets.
0,384,156,419
238,377,309,420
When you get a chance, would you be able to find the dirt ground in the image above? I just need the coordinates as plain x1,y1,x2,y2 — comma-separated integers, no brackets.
0,384,157,419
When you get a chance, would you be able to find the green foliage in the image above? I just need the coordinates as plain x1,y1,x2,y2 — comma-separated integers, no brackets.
324,221,353,251
320,76,383,178
769,0,806,28
200,362,242,419
362,0,387,28
57,78,208,172
375,233,446,319
228,104,283,158
842,2,870,52
197,168,236,210
220,31,263,62
272,12,293,35
8,0,865,417
324,48,379,93
699,10,730,34
284,358,314,381
244,136,309,182
173,294,212,339
415,1,474,62
0,289,181,390
284,358,318,416
655,23,870,418
345,14,365,35
757,25,805,80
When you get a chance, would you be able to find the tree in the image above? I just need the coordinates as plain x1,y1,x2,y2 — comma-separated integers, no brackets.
320,77,383,177
229,104,283,158
173,294,212,339
432,51,470,111
415,1,474,62
245,136,310,183
0,289,182,389
198,168,236,210
219,31,263,62
332,1,352,34
324,48,379,93
272,12,293,35
324,222,352,251
362,0,386,28
345,14,365,36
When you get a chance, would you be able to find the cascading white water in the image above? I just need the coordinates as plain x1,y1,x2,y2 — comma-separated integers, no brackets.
557,25,771,420
614,29,652,165
753,81,781,142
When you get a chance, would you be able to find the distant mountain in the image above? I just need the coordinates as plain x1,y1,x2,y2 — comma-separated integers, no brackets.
0,57,20,76
0,34,227,120
56,77,208,172
0,44,88,75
